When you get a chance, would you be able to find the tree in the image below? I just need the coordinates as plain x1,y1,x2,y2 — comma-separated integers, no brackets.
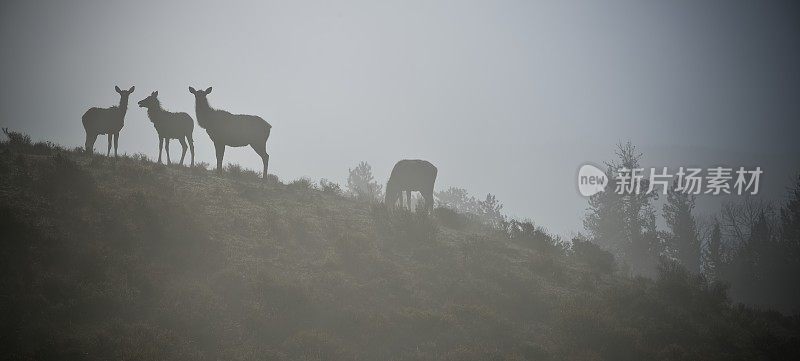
663,178,701,273
347,161,383,202
478,193,504,224
718,197,773,247
703,220,724,282
435,187,480,214
775,174,800,311
583,141,662,276
726,211,774,304
710,176,800,312
780,174,800,257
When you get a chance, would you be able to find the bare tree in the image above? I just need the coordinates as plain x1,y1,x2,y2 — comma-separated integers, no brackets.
719,197,775,248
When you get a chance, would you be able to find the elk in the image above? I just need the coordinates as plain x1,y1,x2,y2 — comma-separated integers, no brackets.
189,86,272,178
82,85,134,156
385,159,438,213
137,91,195,166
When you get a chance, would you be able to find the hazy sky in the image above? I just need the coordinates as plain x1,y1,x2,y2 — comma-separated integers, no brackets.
1,0,799,235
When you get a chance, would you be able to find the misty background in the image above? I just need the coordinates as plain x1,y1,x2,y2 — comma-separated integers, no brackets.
1,0,799,235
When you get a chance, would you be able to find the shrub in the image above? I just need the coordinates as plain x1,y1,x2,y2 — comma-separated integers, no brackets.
31,141,62,155
191,161,210,175
319,178,342,196
264,173,282,185
130,153,150,163
434,206,469,230
571,238,616,276
2,128,32,147
435,187,480,214
502,219,565,255
225,163,244,177
35,152,96,201
225,163,261,180
288,177,315,192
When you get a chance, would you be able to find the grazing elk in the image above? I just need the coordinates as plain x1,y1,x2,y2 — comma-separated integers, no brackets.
189,86,272,178
385,159,438,213
138,91,195,166
82,85,135,156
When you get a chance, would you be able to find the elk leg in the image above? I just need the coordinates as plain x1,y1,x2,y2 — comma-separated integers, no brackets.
187,135,195,167
85,132,97,154
250,141,269,179
422,189,434,214
178,137,188,165
113,133,119,157
387,190,400,214
106,134,112,156
158,138,164,164
165,138,171,165
214,142,225,173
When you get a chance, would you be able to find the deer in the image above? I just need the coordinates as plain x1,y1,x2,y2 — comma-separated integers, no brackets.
385,159,438,213
137,91,195,166
189,86,272,178
82,85,134,156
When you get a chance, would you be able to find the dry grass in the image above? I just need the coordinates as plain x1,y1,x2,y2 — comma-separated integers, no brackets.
1,132,798,360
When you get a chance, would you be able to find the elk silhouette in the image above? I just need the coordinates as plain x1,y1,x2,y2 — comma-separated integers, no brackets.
82,85,134,155
385,159,438,213
189,87,272,178
138,91,195,166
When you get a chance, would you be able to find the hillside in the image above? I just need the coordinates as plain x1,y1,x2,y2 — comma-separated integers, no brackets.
1,135,799,361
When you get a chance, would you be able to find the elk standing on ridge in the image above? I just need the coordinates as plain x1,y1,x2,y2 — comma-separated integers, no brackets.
189,86,272,178
385,159,438,213
138,91,195,166
82,85,135,155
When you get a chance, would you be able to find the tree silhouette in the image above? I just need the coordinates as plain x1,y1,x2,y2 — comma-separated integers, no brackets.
664,178,701,273
347,161,383,202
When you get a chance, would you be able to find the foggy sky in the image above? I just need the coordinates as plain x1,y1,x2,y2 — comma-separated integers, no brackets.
1,0,799,235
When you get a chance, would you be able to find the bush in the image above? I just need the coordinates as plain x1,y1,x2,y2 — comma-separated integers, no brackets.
288,177,315,192
225,163,261,180
264,173,282,185
2,128,32,147
31,141,62,155
434,206,469,230
435,187,480,214
571,238,616,276
34,152,96,201
319,178,342,196
225,163,244,177
191,161,210,175
130,153,150,163
502,219,565,255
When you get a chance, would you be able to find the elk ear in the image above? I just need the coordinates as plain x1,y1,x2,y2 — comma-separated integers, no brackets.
189,87,196,94
128,86,135,93
153,91,158,97
205,87,212,94
115,85,122,93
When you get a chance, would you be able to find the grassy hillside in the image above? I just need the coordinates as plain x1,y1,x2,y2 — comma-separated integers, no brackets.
1,134,799,360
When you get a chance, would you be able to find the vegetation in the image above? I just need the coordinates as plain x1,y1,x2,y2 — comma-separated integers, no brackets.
1,132,799,360
583,140,800,314
346,161,383,202
584,141,661,277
